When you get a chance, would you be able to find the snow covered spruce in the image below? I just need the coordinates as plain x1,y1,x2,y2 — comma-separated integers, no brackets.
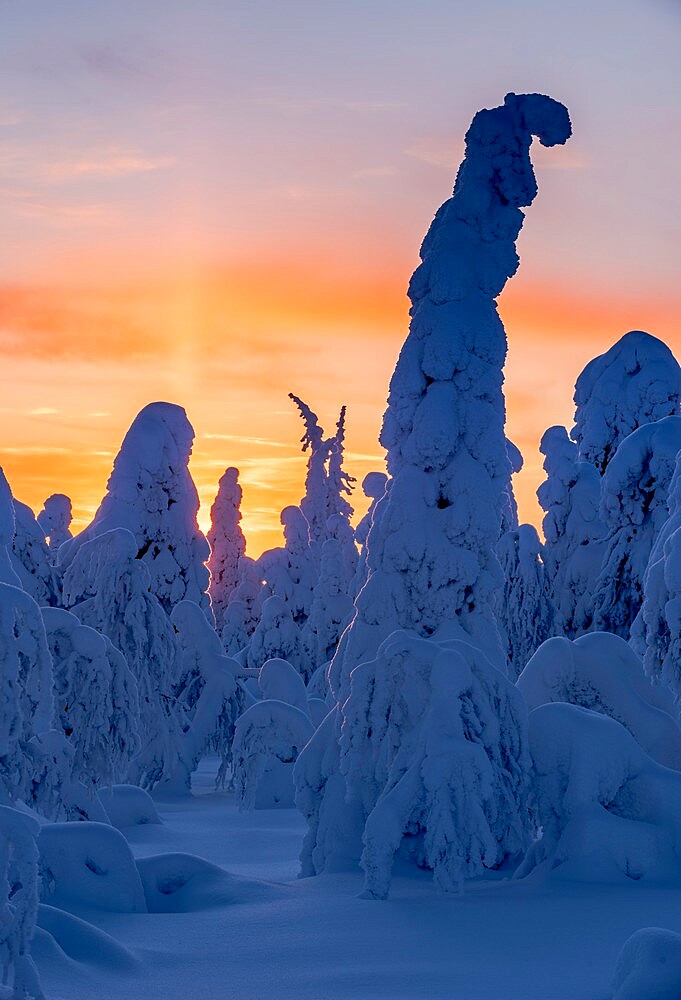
296,92,572,898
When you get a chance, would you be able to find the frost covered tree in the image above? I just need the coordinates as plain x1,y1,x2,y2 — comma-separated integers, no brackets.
247,594,311,679
58,401,212,619
43,607,140,790
572,330,681,475
296,92,571,892
592,416,681,637
168,600,239,792
496,523,554,677
0,806,44,1000
632,450,681,705
328,92,572,703
289,393,333,546
257,506,316,627
537,425,605,635
10,498,60,608
352,471,387,595
207,467,246,632
62,527,182,790
37,493,73,555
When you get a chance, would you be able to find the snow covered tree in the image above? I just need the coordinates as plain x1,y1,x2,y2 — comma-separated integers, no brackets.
328,92,572,703
632,449,681,705
257,506,316,627
42,607,140,790
496,523,554,678
592,416,681,637
10,498,60,608
352,471,387,596
58,401,212,619
324,407,357,587
37,493,73,555
207,467,246,633
571,330,681,475
220,599,251,657
289,393,332,546
225,555,263,639
0,470,21,588
302,537,355,670
0,806,44,1000
62,527,182,790
247,594,311,680
501,438,523,533
296,92,571,891
537,425,605,635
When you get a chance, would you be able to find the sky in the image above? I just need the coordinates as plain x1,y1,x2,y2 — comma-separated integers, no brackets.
0,0,679,554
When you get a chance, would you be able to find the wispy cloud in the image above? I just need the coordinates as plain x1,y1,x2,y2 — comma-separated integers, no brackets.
0,140,175,184
203,433,291,449
352,166,398,180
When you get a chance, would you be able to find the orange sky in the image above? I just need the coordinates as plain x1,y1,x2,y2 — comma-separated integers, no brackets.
1,2,679,554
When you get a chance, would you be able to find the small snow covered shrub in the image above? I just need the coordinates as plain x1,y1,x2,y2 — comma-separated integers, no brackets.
337,630,530,898
592,415,681,637
612,927,681,1000
517,632,681,769
572,330,681,475
233,701,314,811
207,467,246,632
522,703,681,882
0,806,44,1000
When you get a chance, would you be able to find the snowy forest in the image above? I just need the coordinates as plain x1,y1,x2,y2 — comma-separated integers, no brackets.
2,89,681,1000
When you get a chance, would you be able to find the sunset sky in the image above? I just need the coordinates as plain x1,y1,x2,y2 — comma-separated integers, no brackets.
1,1,679,554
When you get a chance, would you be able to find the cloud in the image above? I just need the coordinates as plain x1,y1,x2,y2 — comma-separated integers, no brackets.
0,140,174,185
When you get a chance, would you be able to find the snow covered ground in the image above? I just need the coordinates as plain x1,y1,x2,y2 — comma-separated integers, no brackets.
32,756,681,1000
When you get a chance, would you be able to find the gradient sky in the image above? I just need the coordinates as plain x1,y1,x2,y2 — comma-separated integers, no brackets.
1,0,680,553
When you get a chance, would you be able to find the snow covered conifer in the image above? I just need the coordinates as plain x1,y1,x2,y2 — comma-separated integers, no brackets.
352,471,387,595
0,470,21,588
62,527,181,789
289,394,332,546
207,467,246,632
501,439,523,533
592,416,681,637
297,93,571,891
257,505,316,627
328,92,572,703
0,806,44,1000
303,537,355,670
496,523,554,677
537,425,605,635
10,499,60,608
572,331,681,475
247,594,310,679
37,493,73,554
58,401,212,619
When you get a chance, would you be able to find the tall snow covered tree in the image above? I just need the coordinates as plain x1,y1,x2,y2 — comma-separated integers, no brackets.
10,499,60,608
296,92,571,895
592,415,681,637
324,406,357,589
632,450,681,705
257,505,316,627
289,393,333,546
0,470,21,588
496,523,554,678
352,471,387,596
207,467,247,632
58,401,212,619
537,425,605,636
37,493,73,555
571,330,681,475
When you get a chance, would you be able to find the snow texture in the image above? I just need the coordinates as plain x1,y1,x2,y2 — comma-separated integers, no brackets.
58,402,212,618
518,632,681,769
537,425,605,636
572,330,681,475
592,416,681,637
207,468,246,633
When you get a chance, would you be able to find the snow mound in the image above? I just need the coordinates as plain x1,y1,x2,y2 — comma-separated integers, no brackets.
35,903,138,972
612,927,681,1000
136,853,286,912
38,822,147,913
523,703,681,883
98,785,161,829
518,632,681,769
